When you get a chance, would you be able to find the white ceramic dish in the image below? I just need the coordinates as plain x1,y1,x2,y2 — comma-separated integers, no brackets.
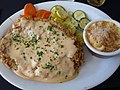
83,19,120,56
0,1,120,90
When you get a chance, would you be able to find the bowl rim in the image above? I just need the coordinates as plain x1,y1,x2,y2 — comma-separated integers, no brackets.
83,19,120,56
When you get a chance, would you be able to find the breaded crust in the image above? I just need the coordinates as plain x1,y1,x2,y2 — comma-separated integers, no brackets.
0,16,84,82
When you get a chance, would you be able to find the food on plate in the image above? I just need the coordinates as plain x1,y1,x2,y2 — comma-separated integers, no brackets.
50,5,90,32
24,3,51,19
50,5,68,19
24,3,37,18
78,18,90,30
86,20,120,52
36,10,51,19
0,3,86,83
73,10,86,21
0,15,84,82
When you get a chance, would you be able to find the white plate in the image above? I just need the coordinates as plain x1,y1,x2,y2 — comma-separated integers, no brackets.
0,1,120,90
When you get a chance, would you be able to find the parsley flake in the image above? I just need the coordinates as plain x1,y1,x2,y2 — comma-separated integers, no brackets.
47,26,53,31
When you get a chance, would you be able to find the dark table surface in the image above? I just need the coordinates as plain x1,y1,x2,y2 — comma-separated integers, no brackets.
0,0,120,90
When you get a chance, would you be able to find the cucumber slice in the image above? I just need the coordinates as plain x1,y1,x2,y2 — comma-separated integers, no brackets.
50,5,65,14
78,18,90,30
73,10,86,21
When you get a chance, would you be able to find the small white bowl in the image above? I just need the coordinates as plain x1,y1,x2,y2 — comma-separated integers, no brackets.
83,19,120,56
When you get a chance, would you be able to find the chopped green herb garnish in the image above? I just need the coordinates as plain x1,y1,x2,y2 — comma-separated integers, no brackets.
31,35,38,44
32,48,35,50
22,52,25,55
61,52,63,54
16,47,19,50
50,50,54,53
65,75,68,79
47,26,53,31
45,44,51,47
23,56,26,60
14,68,18,71
50,59,53,61
42,62,54,70
57,71,61,75
37,51,43,57
62,33,64,36
12,34,23,43
21,52,26,60
14,44,16,47
60,45,64,48
57,34,60,36
45,49,47,52
56,38,59,41
38,57,41,61
46,38,49,42
36,46,40,49
24,41,30,48
12,33,38,48
53,57,56,60
53,31,56,34
34,66,37,70
32,66,37,71
54,52,59,55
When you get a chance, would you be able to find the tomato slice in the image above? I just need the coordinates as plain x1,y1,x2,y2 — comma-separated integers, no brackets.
24,3,37,18
24,3,51,19
36,10,51,19
42,11,51,19
36,10,46,18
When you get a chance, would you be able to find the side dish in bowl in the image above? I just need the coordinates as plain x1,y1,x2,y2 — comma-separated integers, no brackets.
83,19,120,56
